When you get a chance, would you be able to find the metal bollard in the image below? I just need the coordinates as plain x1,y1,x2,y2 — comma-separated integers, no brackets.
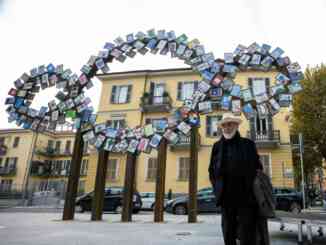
298,222,303,244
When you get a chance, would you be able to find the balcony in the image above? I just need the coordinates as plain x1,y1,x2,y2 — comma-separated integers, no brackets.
169,134,201,151
35,146,72,157
30,161,51,177
247,130,280,149
0,166,17,176
140,94,172,113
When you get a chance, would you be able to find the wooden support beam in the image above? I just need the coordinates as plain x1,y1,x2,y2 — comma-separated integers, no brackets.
188,126,198,223
91,150,109,221
121,152,137,222
154,138,167,222
63,128,84,220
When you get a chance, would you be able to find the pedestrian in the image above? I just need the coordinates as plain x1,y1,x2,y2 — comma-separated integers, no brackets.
208,112,269,245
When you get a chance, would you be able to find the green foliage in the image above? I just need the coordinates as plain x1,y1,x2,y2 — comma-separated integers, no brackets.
291,64,326,187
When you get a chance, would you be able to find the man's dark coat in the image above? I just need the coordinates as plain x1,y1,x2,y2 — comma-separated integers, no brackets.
208,132,270,245
208,133,262,206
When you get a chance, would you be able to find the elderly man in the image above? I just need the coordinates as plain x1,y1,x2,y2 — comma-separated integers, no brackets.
208,113,263,245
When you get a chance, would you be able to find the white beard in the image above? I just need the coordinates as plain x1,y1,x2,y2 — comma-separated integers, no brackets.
223,129,237,139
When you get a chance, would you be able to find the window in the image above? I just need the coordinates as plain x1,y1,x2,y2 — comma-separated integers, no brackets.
206,115,222,137
146,118,167,133
55,141,61,153
65,140,71,153
13,137,20,148
4,157,17,170
110,85,132,104
146,158,157,181
83,141,89,154
251,78,267,96
78,180,86,195
47,140,54,150
107,159,118,181
150,82,165,104
177,81,198,100
260,155,271,177
107,119,125,129
0,179,13,192
178,157,190,181
80,159,88,176
0,137,5,145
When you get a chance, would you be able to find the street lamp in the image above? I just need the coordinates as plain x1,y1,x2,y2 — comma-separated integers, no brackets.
299,133,306,210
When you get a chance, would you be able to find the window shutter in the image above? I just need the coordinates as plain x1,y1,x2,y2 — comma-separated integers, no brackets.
249,117,256,140
149,82,155,104
265,78,270,95
120,120,126,128
126,85,132,103
110,86,117,104
267,114,273,139
206,116,211,136
177,82,183,100
248,78,253,91
150,82,155,95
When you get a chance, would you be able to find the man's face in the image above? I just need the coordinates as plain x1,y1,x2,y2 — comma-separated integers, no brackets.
220,122,239,137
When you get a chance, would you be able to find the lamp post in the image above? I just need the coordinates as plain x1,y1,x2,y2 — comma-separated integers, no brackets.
299,133,306,210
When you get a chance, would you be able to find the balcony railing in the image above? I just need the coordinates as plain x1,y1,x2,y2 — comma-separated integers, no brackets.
0,166,17,176
35,146,72,157
247,130,280,149
30,161,51,177
169,134,201,151
140,94,172,113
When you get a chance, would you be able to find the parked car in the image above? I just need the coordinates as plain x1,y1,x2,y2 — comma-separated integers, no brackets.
273,187,304,214
165,187,220,215
140,192,168,210
75,186,142,213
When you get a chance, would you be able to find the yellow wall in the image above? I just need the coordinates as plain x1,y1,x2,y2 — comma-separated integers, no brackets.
0,130,35,188
84,68,295,194
0,129,89,192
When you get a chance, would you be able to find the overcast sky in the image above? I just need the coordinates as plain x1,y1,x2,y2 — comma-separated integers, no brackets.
1,0,326,129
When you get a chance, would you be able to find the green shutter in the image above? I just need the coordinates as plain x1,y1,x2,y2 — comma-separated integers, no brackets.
206,116,211,136
265,78,270,95
248,78,253,91
249,117,256,140
110,86,117,104
126,85,132,103
177,82,183,100
267,114,273,139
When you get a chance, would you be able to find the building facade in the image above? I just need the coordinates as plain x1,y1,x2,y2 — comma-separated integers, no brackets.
0,128,89,195
0,67,298,197
84,68,296,194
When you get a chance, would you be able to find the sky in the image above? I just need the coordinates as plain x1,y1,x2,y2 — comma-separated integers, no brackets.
0,0,326,129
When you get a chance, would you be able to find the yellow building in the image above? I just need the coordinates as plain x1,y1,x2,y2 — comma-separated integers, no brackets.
0,128,89,195
85,68,295,194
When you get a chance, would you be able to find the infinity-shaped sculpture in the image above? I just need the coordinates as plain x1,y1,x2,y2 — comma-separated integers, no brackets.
5,29,303,155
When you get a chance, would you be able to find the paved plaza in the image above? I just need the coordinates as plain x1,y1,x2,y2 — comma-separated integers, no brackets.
0,211,325,245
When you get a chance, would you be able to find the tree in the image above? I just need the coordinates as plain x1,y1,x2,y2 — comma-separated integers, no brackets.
291,64,326,187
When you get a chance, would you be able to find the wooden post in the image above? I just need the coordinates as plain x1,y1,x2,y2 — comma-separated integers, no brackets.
91,149,109,221
188,126,198,223
121,152,137,222
154,138,167,222
63,128,84,220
